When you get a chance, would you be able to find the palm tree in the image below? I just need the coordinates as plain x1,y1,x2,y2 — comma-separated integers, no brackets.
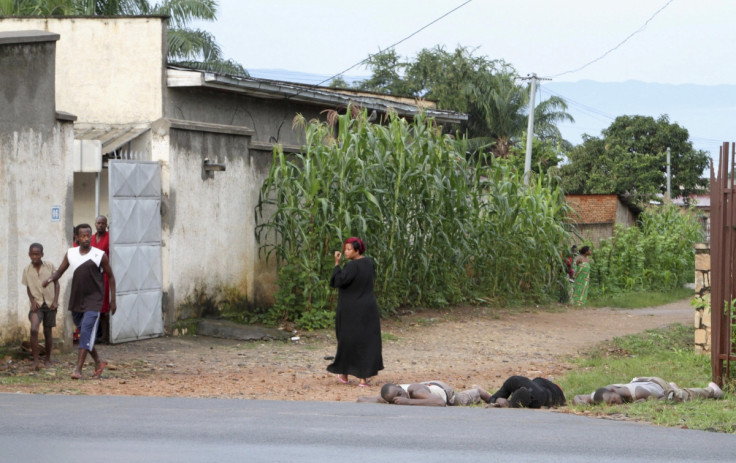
0,0,70,15
0,0,246,75
532,95,574,144
144,0,247,75
465,72,573,157
465,72,527,157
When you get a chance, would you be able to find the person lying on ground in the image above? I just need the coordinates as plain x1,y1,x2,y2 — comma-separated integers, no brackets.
572,376,723,405
357,381,492,407
487,375,566,408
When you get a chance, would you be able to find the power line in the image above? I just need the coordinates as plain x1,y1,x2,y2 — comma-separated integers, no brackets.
551,0,675,79
288,0,473,93
540,86,616,122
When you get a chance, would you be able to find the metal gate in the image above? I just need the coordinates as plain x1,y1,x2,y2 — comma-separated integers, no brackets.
709,142,736,384
108,160,163,343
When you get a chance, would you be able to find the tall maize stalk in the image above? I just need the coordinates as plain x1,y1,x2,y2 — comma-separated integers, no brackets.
255,109,573,327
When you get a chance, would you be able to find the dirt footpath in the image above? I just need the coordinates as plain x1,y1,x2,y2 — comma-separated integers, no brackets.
0,300,693,402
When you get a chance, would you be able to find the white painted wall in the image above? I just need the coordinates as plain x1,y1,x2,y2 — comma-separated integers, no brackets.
0,123,75,345
164,129,263,323
73,171,109,225
0,17,166,123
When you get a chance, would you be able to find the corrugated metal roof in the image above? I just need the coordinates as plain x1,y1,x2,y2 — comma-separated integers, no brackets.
671,195,711,207
74,123,150,154
166,67,468,125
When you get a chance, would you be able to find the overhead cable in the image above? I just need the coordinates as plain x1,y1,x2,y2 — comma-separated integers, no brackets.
551,0,675,79
286,0,473,96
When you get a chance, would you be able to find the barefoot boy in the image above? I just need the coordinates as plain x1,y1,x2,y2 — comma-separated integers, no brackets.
22,243,60,369
44,224,116,379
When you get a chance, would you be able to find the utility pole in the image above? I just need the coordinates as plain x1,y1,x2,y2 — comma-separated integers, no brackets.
666,147,671,199
519,73,551,185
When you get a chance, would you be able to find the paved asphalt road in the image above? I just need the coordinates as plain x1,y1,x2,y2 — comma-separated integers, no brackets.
1,394,734,462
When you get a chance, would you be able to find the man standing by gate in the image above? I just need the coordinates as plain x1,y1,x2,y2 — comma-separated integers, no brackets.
91,215,111,343
44,224,117,379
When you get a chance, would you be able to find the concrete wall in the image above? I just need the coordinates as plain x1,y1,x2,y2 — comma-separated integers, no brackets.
615,200,636,227
0,17,166,124
574,223,614,247
0,32,75,346
73,171,110,225
161,88,335,324
166,87,324,145
162,127,275,325
0,32,57,131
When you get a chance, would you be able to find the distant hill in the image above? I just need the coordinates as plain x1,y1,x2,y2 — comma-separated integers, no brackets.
248,69,734,157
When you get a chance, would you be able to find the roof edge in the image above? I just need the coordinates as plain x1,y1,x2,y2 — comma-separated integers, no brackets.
0,30,59,44
166,67,467,124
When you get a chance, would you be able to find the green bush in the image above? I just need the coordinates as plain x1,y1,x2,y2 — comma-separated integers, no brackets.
591,204,703,296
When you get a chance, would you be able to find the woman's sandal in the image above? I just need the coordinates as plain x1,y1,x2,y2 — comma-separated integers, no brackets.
337,374,349,384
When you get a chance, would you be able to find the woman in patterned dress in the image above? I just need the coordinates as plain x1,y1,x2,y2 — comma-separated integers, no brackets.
571,246,592,306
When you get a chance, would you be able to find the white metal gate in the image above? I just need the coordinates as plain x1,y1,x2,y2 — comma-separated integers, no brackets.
108,160,163,343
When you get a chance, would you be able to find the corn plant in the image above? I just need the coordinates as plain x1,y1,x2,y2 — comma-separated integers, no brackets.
255,108,573,327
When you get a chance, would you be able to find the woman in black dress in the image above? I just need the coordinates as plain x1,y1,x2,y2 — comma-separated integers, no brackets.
327,237,384,387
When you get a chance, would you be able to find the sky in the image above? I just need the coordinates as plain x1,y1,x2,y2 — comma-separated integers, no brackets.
193,0,736,158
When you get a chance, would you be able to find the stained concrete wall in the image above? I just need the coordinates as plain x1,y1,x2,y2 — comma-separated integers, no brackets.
0,17,166,124
615,200,636,227
162,88,330,322
161,127,277,325
74,171,109,224
0,31,75,346
166,87,325,146
573,223,614,247
161,87,338,324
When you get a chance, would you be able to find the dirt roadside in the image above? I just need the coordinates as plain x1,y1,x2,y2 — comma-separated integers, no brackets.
0,300,693,403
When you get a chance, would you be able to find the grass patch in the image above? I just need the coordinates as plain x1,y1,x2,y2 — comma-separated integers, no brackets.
589,287,694,309
0,375,41,385
558,323,736,433
382,332,399,342
415,317,439,326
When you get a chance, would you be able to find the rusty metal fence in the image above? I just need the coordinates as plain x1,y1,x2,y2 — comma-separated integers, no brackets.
709,141,736,384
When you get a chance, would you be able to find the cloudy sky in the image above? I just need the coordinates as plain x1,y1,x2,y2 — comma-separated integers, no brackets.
198,0,734,85
193,1,735,157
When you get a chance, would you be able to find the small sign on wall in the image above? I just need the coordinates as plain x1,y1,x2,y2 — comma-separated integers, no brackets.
51,205,61,222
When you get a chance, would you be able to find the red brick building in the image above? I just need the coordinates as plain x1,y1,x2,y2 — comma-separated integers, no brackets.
566,194,640,246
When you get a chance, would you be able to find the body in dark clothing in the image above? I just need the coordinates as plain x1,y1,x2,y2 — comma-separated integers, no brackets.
327,241,384,384
489,376,566,408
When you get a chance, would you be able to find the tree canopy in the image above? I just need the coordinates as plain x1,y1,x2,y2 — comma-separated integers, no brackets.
345,46,573,158
559,115,709,204
0,0,246,75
